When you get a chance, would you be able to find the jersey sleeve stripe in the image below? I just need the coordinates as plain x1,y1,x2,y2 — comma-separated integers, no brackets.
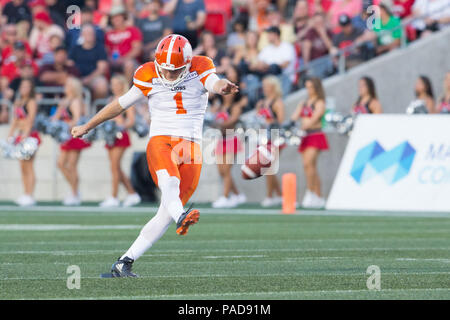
198,68,216,80
133,77,153,88
199,68,217,86
134,83,152,96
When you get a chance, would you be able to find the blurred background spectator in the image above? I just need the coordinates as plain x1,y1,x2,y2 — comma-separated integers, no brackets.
65,6,105,51
29,0,65,29
257,4,295,50
38,45,80,87
137,0,172,60
371,1,403,55
193,30,230,75
255,26,296,96
68,24,109,100
331,14,374,69
412,0,450,38
327,0,363,34
301,12,334,78
1,41,38,100
105,5,143,82
28,11,64,66
1,0,31,24
164,0,206,48
1,24,33,65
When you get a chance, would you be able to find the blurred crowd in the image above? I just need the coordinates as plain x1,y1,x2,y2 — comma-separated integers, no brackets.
1,0,450,124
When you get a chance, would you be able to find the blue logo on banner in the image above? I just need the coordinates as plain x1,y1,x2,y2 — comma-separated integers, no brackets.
351,141,416,185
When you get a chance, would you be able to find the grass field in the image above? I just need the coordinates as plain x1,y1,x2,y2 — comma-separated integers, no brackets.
0,203,449,300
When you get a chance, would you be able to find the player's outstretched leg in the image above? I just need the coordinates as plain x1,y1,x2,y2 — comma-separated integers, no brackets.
156,170,200,235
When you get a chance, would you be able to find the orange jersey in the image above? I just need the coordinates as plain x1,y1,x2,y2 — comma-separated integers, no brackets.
133,56,216,141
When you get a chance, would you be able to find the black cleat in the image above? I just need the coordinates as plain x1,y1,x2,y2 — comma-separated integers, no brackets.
110,256,138,278
176,205,200,235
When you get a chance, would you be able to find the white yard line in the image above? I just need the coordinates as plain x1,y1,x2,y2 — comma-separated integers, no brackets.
202,255,266,259
0,205,449,218
1,237,448,246
0,246,449,255
397,258,450,263
0,224,142,231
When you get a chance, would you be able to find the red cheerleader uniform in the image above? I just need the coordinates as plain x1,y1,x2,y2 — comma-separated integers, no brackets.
13,104,41,145
352,97,372,114
105,130,132,150
298,101,329,153
214,110,243,155
59,107,91,151
257,99,286,150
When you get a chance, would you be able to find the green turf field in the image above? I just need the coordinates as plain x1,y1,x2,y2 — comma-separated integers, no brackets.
0,204,449,300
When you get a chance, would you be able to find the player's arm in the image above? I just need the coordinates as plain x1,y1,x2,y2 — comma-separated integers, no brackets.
205,74,239,96
71,86,144,138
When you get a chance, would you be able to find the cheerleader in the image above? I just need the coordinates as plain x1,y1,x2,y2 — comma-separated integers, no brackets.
436,72,450,113
352,77,382,114
211,66,247,208
99,75,141,207
412,75,435,113
255,75,285,207
291,77,328,209
7,78,40,206
53,77,91,206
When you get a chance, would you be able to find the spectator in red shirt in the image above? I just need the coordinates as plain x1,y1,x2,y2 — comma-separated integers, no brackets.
1,24,32,67
392,0,415,19
0,41,39,101
307,0,333,16
1,41,39,84
29,0,66,30
28,11,65,65
105,5,143,82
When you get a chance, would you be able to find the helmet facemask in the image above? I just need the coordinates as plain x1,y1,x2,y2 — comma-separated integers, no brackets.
155,61,191,89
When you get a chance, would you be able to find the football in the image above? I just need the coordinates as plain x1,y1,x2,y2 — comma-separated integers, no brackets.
241,145,274,180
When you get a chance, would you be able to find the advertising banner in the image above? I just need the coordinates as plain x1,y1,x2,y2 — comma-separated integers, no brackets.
326,115,450,212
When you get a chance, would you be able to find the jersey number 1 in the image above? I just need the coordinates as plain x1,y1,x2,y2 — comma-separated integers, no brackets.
173,92,187,114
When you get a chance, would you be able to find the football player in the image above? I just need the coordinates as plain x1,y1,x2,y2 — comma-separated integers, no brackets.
71,34,238,277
